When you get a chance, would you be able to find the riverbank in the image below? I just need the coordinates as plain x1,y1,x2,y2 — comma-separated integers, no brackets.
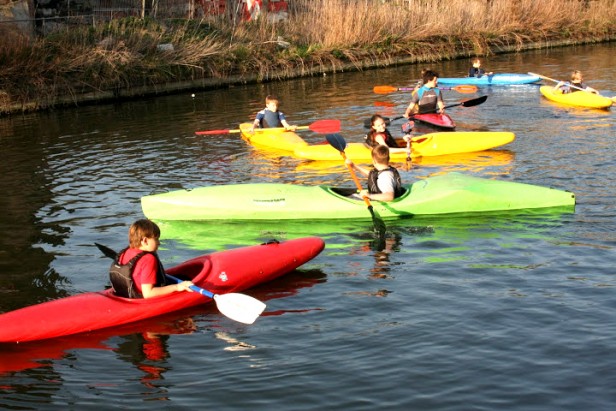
1,0,615,115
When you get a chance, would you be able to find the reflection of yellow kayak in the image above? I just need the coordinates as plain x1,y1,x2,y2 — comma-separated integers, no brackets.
293,132,515,161
239,123,308,151
539,86,613,109
296,150,514,172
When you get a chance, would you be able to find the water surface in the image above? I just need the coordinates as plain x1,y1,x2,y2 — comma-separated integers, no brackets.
1,42,615,410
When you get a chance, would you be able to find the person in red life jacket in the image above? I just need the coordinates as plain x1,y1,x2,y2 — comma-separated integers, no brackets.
109,219,193,299
404,70,445,117
365,114,411,155
345,145,405,203
249,95,297,133
555,70,598,94
468,58,493,78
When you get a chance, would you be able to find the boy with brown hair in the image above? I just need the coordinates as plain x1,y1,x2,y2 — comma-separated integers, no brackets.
345,145,405,202
109,219,193,299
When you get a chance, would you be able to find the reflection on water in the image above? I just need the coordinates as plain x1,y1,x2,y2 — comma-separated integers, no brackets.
295,149,515,176
1,42,615,410
0,269,326,376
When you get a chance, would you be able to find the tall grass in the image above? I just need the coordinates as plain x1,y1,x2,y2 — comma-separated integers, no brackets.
1,0,615,113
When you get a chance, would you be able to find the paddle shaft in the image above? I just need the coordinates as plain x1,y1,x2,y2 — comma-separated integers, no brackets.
374,85,477,94
341,151,374,209
166,274,214,298
195,119,339,136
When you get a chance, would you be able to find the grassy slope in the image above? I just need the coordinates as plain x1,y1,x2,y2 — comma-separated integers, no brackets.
1,0,615,114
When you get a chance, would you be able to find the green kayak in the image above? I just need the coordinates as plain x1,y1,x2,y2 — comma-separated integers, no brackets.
141,173,575,221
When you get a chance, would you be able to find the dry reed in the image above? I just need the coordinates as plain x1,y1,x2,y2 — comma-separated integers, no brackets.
1,0,615,113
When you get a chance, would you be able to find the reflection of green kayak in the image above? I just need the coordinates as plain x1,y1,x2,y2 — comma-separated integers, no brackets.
142,173,575,221
158,209,572,252
158,219,377,251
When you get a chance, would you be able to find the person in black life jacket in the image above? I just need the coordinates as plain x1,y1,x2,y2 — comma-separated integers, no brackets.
249,95,297,133
109,219,193,299
554,70,598,94
345,145,405,202
404,70,445,117
365,114,411,155
468,58,493,78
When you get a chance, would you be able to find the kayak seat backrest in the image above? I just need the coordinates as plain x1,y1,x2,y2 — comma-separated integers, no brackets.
166,257,212,283
330,186,409,199
330,187,359,197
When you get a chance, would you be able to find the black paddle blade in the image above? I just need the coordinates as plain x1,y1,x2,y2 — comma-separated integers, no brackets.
326,133,347,152
461,95,488,107
95,243,118,259
368,207,387,237
367,205,386,232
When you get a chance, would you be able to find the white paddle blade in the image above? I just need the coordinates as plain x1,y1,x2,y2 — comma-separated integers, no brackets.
213,293,266,325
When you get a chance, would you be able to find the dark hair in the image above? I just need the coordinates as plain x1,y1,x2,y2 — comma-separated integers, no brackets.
423,70,439,84
370,114,385,128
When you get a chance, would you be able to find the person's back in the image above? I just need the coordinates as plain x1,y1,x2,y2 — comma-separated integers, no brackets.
405,70,445,116
346,145,404,202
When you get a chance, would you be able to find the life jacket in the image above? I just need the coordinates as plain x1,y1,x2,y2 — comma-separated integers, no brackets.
468,67,485,78
261,109,283,128
365,129,398,148
415,86,441,114
367,166,405,198
566,82,586,94
109,248,167,298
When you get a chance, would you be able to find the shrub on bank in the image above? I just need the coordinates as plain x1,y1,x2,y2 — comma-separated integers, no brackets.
1,0,615,114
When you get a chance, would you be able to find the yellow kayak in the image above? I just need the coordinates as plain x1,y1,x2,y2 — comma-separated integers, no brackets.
539,86,613,109
293,132,515,161
239,123,308,151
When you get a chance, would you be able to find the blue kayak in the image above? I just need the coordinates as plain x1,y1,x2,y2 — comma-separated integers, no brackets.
438,73,541,86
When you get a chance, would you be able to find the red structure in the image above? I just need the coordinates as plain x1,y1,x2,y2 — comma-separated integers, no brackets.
198,0,288,20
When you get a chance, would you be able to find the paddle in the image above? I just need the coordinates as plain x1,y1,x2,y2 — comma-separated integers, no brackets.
364,95,488,128
373,85,478,94
325,133,386,236
95,243,266,325
530,72,616,105
195,119,340,136
530,71,611,95
405,137,412,170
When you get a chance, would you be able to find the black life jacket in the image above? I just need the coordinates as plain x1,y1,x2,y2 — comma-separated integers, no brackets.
367,166,405,198
109,248,167,298
468,67,485,78
365,129,398,148
566,82,586,94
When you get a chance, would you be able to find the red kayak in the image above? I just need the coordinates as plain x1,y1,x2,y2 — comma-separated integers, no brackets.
412,113,456,130
0,237,325,343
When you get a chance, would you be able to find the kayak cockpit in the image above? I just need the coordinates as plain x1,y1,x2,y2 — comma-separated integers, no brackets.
328,186,410,200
